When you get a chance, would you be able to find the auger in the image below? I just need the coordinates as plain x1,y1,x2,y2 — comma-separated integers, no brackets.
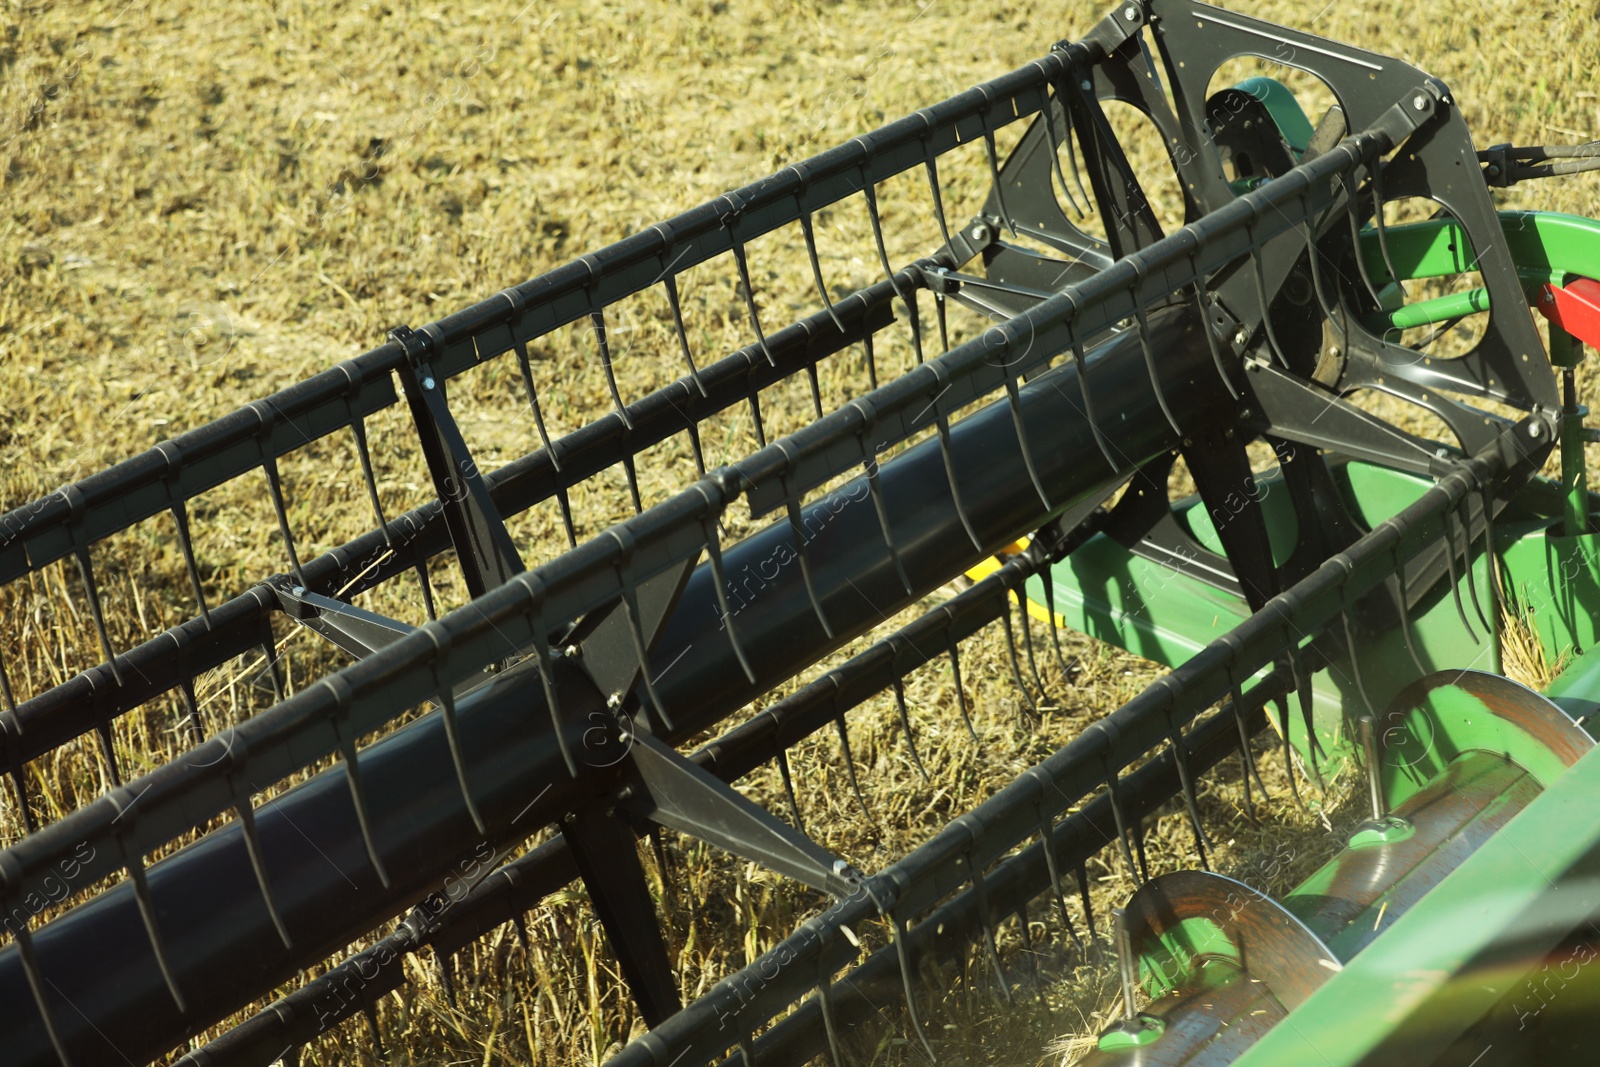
5,2,1600,1065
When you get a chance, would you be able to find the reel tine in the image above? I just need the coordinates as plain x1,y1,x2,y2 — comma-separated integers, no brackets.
684,420,708,478
920,132,954,253
1341,168,1388,308
1225,654,1270,804
698,498,757,685
1036,80,1081,218
977,90,1017,236
513,337,580,550
2,719,37,834
1246,213,1292,369
891,676,932,784
1073,860,1099,946
864,884,938,1064
1455,496,1493,637
781,476,835,641
0,653,14,714
1481,483,1506,607
621,456,644,517
648,826,680,917
1130,281,1183,438
862,330,880,390
1368,160,1407,298
331,707,390,889
945,628,982,747
1034,794,1085,952
1393,548,1430,677
438,950,457,1009
229,775,293,949
774,747,808,836
793,185,845,333
999,587,1039,720
1337,565,1379,724
257,614,285,704
259,453,304,587
748,390,769,449
1168,717,1212,870
589,307,635,432
533,623,578,778
1012,585,1052,706
933,281,950,355
1101,756,1141,886
1184,239,1241,401
815,947,848,1067
94,721,122,788
118,832,187,1013
70,538,121,688
362,1003,384,1058
612,539,675,733
434,676,487,836
931,376,985,553
661,274,710,398
168,496,212,630
1064,302,1120,473
865,448,915,597
1004,370,1053,511
859,168,923,364
1272,693,1308,812
1035,564,1078,686
1439,503,1481,644
833,708,875,825
1283,627,1327,769
1052,71,1093,213
8,915,75,1067
719,195,774,367
967,856,1011,1002
805,363,826,421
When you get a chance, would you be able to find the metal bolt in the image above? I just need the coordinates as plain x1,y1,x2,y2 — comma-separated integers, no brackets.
1081,79,1093,91
1242,119,1253,130
1224,427,1234,440
1412,94,1427,111
1327,345,1341,358
1123,5,1138,19
422,376,436,390
617,785,634,801
563,644,581,658
291,586,306,597
607,693,623,709
1233,327,1249,347
1436,447,1452,459
969,223,990,244
1529,421,1544,438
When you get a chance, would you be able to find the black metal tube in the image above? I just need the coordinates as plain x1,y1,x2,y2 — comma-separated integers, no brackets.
0,306,1225,1067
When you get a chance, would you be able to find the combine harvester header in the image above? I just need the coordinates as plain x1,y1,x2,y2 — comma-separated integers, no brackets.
4,1,1600,1064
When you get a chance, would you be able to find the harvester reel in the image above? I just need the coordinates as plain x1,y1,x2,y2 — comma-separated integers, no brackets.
5,2,1600,1066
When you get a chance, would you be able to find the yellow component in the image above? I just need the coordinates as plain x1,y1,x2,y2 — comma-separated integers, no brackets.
961,535,1068,628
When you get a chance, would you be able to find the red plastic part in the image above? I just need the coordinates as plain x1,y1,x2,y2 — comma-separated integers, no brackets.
1537,277,1600,351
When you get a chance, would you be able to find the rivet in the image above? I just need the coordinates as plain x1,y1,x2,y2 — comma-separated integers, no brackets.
422,376,436,390
1412,94,1427,111
1123,6,1138,19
